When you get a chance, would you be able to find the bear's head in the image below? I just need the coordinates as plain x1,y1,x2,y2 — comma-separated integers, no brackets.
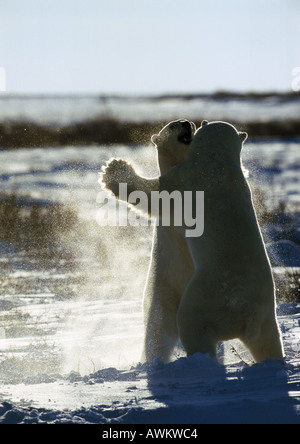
199,120,248,147
193,120,249,176
151,119,196,174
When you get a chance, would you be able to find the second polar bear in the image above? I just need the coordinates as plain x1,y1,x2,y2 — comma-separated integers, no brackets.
102,120,284,363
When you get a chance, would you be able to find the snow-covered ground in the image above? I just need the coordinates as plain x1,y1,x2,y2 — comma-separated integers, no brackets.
0,141,300,424
0,94,299,125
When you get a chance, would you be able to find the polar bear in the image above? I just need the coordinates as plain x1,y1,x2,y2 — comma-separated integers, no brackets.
101,120,196,362
101,120,285,364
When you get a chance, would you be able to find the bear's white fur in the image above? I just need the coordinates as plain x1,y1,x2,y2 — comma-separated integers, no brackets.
102,120,195,362
102,120,284,363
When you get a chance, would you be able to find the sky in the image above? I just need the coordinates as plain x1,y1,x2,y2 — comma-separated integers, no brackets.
0,0,299,94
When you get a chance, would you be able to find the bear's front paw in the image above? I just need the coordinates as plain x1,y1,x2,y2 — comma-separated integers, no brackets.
99,159,137,197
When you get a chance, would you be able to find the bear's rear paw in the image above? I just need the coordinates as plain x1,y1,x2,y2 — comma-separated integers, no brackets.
99,158,137,197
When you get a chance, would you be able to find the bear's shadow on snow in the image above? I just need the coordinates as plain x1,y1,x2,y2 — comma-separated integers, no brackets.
143,353,299,424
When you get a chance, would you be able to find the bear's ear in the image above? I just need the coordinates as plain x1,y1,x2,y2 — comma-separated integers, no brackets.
151,134,160,146
239,131,248,142
201,120,208,127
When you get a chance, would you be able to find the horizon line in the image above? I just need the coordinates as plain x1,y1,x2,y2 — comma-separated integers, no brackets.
0,90,299,100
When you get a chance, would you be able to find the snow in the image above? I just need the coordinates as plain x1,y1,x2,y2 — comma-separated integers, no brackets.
0,140,300,424
267,241,300,267
0,95,299,125
0,339,300,424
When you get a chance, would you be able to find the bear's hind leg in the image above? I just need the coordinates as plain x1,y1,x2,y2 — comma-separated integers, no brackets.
177,280,218,359
243,316,284,363
177,310,217,359
142,292,180,363
178,326,218,359
142,325,178,364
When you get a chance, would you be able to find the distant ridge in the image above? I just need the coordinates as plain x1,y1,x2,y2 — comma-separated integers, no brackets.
0,90,300,101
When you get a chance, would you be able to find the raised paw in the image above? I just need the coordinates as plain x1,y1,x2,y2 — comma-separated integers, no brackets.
99,159,137,197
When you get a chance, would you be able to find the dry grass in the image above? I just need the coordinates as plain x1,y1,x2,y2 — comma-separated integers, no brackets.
0,117,300,149
0,192,78,261
251,188,300,303
275,270,300,303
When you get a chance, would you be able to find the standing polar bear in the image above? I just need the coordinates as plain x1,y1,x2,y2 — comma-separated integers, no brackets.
102,120,196,362
102,120,284,363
